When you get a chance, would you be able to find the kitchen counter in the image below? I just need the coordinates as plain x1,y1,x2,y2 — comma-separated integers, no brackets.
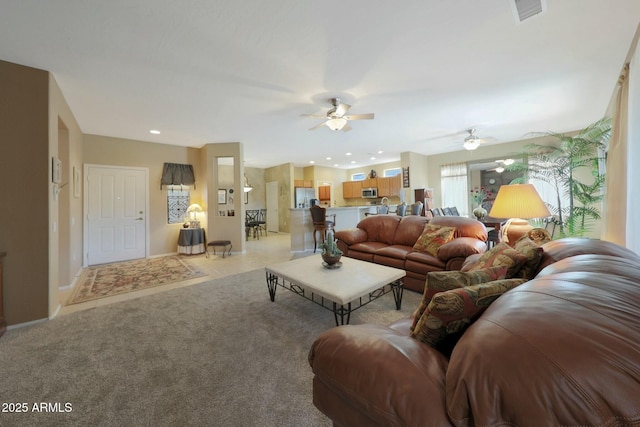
290,206,377,252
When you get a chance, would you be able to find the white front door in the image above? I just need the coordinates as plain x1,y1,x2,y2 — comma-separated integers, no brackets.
86,165,148,265
266,181,279,233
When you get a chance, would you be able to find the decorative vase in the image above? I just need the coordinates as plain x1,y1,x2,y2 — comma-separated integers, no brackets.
473,206,487,220
321,253,342,265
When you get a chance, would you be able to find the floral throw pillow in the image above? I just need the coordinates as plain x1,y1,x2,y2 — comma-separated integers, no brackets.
465,242,529,277
513,236,545,279
410,266,509,332
412,224,457,257
411,278,527,347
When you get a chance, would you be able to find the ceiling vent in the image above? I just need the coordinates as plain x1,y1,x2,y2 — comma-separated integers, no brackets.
511,0,546,22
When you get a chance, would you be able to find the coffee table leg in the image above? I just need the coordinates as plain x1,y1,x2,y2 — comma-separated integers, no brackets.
391,279,404,310
332,302,352,326
266,272,278,302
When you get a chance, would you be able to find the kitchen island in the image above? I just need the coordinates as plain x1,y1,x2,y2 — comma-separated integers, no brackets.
290,206,377,252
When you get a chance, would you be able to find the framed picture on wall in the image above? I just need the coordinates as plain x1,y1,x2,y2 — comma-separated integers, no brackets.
218,189,227,204
402,167,410,188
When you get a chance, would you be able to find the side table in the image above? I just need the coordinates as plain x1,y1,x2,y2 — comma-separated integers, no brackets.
178,228,206,255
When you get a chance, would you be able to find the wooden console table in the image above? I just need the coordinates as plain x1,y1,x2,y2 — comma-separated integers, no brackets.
0,252,6,337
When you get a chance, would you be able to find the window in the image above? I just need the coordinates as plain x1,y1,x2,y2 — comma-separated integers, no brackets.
167,185,190,224
383,168,401,177
441,163,469,216
351,173,366,181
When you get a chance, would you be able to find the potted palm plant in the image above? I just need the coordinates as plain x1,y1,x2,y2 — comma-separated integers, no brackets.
508,117,611,238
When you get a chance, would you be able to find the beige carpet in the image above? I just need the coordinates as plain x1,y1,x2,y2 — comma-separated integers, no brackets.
0,268,421,427
68,256,206,304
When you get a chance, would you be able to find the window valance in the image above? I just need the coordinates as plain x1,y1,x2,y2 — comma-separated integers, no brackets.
161,163,196,189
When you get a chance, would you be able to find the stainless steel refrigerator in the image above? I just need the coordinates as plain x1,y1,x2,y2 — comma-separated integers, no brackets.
295,188,315,208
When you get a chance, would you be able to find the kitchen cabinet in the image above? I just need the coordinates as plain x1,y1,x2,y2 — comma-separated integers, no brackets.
362,178,378,188
377,177,390,197
294,180,312,188
390,175,401,196
375,176,401,197
342,181,362,199
318,185,331,201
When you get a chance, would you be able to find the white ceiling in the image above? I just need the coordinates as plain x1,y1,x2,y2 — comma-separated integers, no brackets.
1,1,638,169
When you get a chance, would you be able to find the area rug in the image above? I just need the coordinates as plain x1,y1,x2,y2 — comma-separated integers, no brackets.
68,256,206,304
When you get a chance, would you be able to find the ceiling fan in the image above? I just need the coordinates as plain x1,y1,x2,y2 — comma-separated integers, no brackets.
304,98,375,132
463,129,486,151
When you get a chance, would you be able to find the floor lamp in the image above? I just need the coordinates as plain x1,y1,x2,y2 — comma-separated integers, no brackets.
488,184,551,246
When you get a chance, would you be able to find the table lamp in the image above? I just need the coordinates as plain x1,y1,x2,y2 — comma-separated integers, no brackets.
186,203,203,229
488,184,551,245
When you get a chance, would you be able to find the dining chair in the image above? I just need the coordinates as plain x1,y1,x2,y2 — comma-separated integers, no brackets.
257,208,267,237
245,209,260,240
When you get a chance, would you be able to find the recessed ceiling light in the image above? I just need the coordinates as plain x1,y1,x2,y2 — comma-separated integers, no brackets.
377,150,383,154
333,164,339,167
346,152,352,156
149,130,161,135
326,157,332,160
309,160,315,164
351,160,356,164
370,157,376,160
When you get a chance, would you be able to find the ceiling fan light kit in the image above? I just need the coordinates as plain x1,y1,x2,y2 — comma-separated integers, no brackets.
326,118,347,131
463,128,483,151
306,98,374,132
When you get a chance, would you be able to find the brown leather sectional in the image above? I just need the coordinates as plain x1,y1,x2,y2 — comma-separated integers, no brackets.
334,215,489,292
308,238,640,426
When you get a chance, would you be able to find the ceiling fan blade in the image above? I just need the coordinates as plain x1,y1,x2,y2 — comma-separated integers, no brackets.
344,113,374,120
334,103,351,117
301,113,328,119
308,122,327,131
342,123,352,132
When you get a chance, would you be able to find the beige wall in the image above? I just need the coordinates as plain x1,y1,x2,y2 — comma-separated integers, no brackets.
244,167,265,210
265,163,293,232
49,73,84,319
202,143,245,252
84,135,204,256
0,61,50,324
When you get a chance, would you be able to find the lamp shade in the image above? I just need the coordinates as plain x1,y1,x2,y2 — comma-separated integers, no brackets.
489,184,551,245
489,184,550,219
186,203,203,214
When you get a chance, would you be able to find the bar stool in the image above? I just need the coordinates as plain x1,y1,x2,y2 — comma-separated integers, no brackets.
310,206,336,253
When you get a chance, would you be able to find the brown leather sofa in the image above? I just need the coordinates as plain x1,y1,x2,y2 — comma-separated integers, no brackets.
334,215,488,292
308,238,640,426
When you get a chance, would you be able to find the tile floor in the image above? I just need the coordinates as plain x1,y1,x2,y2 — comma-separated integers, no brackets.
59,232,302,316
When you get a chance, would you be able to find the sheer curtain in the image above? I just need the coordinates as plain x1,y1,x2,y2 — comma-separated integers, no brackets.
603,63,629,246
441,163,469,216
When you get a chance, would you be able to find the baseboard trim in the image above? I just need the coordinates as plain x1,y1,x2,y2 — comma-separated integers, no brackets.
7,317,48,331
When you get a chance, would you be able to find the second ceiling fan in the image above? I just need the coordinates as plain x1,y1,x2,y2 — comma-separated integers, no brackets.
304,98,375,132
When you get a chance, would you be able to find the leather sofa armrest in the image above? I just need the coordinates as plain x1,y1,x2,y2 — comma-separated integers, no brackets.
309,324,452,427
437,237,487,262
334,228,368,246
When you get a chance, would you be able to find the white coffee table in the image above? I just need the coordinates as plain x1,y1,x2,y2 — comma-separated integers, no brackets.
265,255,405,326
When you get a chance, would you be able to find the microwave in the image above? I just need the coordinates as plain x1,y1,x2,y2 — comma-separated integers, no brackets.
362,187,378,198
